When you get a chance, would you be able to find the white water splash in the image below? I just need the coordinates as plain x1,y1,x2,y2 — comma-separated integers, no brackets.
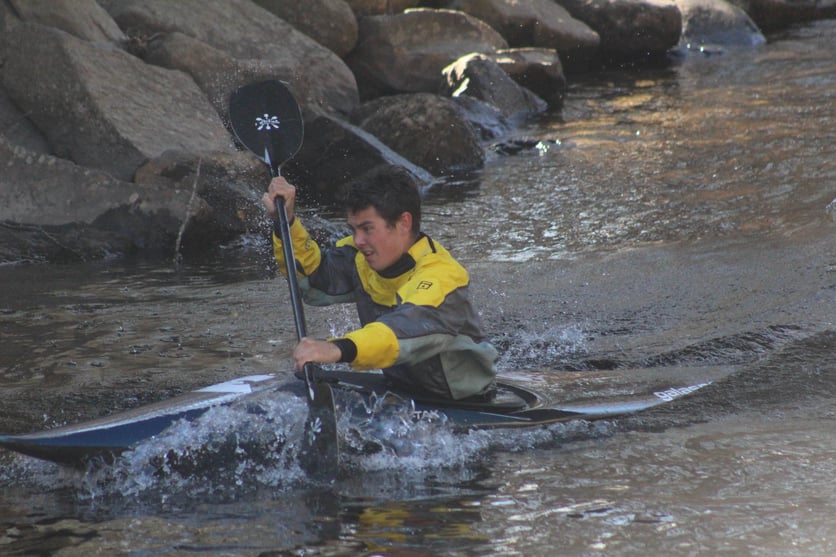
334,387,617,475
495,325,587,370
75,389,310,501
1,373,620,503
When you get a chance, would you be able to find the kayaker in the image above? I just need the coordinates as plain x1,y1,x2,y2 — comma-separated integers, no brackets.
262,165,497,401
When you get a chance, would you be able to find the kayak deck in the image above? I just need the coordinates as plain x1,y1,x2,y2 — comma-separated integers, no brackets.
0,370,709,466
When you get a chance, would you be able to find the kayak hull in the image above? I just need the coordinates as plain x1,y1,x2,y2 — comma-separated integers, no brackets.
0,370,708,467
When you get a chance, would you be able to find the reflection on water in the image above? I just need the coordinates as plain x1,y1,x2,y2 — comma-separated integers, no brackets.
475,399,835,556
426,22,835,262
0,20,835,557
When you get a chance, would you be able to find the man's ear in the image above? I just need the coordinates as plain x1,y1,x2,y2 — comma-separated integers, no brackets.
398,211,413,233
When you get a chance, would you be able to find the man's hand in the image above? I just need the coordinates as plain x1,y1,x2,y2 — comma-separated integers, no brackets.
293,337,341,369
262,176,297,221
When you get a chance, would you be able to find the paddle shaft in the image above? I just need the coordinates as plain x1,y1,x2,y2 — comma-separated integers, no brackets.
228,80,339,476
265,150,320,399
274,195,308,341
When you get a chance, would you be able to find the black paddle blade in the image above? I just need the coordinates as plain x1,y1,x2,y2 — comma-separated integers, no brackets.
298,381,339,478
228,80,304,175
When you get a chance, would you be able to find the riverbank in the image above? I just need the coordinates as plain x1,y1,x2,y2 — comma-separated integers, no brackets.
2,0,833,264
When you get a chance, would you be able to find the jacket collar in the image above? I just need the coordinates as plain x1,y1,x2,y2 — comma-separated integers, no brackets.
377,233,435,278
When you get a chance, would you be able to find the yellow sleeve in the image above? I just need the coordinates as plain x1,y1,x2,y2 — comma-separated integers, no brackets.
272,218,321,277
342,322,400,369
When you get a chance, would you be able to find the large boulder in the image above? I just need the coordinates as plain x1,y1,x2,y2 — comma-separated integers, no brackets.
0,88,51,154
99,0,359,116
134,150,271,244
0,5,8,63
0,220,143,264
458,0,600,72
676,0,766,49
351,93,485,175
726,0,836,32
345,8,508,99
441,53,548,121
6,0,126,43
251,0,359,57
140,31,290,118
450,96,514,142
489,48,567,109
0,136,192,262
0,138,189,227
283,112,434,203
2,23,234,181
560,0,683,64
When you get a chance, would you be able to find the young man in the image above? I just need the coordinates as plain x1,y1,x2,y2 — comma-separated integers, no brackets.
262,166,497,400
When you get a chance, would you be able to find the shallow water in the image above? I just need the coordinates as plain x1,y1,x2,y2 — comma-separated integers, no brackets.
1,20,835,557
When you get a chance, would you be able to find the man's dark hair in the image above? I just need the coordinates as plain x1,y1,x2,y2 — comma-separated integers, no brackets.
344,166,421,234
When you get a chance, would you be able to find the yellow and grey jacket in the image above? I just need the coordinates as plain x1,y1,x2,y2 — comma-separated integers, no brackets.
273,219,497,400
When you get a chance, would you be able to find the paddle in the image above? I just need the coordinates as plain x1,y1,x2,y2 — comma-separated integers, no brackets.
228,80,338,477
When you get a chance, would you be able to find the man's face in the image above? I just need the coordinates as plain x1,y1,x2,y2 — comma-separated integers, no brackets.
348,206,413,272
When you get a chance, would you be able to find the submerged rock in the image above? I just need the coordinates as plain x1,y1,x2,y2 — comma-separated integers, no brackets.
677,0,766,50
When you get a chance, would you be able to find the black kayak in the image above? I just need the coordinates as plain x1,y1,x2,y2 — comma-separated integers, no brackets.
0,369,711,467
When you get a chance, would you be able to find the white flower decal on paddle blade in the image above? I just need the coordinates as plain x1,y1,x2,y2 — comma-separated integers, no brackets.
255,114,280,130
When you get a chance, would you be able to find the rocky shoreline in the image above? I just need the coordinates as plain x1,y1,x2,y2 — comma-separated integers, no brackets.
1,0,832,264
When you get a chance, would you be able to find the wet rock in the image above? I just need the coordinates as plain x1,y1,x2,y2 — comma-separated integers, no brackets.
0,138,149,227
490,48,568,109
441,53,548,121
283,111,435,203
450,96,513,141
134,150,272,244
252,0,359,57
490,137,562,157
351,93,485,175
345,8,508,99
2,23,233,181
727,0,836,33
560,0,683,64
99,0,359,116
676,0,766,50
0,137,193,263
458,0,600,72
0,221,146,264
6,0,126,43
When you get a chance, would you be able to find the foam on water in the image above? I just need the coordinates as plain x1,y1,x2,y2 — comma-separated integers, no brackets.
73,389,310,501
493,325,588,371
1,380,619,503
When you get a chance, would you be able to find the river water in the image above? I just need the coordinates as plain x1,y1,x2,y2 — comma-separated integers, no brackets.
1,20,834,557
